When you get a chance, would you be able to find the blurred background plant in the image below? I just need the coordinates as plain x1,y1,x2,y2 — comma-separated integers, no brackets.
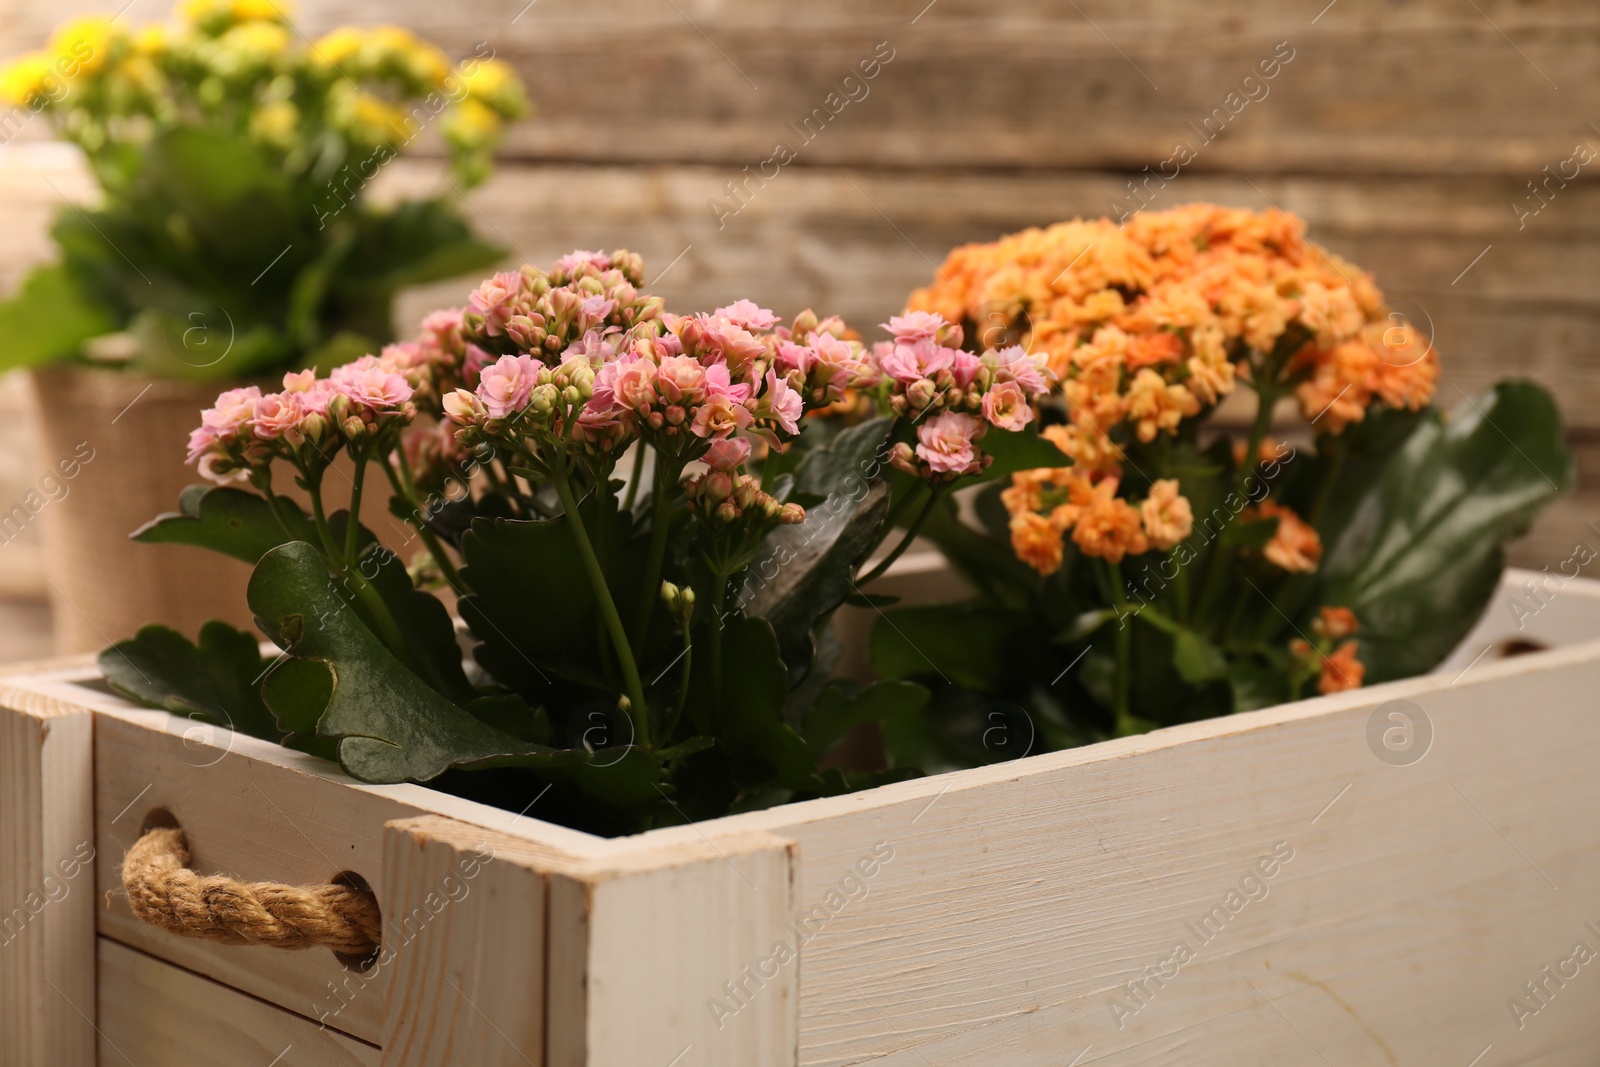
0,0,529,380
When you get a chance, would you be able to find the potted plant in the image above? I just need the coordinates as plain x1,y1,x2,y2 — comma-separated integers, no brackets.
1,211,1583,1066
0,0,527,651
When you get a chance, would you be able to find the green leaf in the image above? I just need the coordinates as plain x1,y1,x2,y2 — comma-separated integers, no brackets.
1132,606,1228,684
801,680,929,758
132,485,316,564
0,264,118,371
458,493,647,698
791,416,892,498
871,602,1024,691
1321,382,1572,682
338,199,504,295
99,622,282,742
740,479,891,673
974,424,1071,481
707,617,819,790
249,540,656,791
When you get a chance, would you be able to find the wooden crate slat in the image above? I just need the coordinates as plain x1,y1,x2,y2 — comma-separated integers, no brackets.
97,937,380,1067
378,816,548,1067
0,672,96,1067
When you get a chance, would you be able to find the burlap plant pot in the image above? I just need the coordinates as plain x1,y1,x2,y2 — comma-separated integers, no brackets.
29,366,392,654
28,366,259,652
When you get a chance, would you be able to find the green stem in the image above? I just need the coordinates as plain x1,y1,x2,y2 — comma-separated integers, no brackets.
343,447,367,564
1192,386,1277,625
303,467,344,565
1308,446,1345,530
378,455,465,591
622,443,647,514
663,628,693,744
632,456,679,646
551,461,652,749
857,486,943,586
709,573,728,720
1109,561,1133,734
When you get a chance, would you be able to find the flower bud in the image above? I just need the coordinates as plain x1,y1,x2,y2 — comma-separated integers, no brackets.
888,441,918,476
342,416,367,441
660,581,679,605
562,385,582,406
299,412,328,444
442,388,483,424
907,378,937,410
326,392,351,425
778,502,805,524
715,500,739,523
531,383,559,414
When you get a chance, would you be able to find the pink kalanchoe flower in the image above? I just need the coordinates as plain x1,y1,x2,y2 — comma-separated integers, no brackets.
761,371,803,435
715,299,779,332
811,332,874,390
553,249,611,275
561,330,619,368
609,354,658,412
698,315,768,371
476,354,541,418
419,308,465,361
656,354,709,404
987,345,1051,395
703,435,752,471
252,391,307,440
915,411,984,475
702,362,753,404
462,343,495,389
332,359,414,413
577,295,618,332
282,369,317,393
468,271,525,337
200,385,262,438
185,425,218,463
951,349,983,389
981,380,1034,432
879,339,956,384
883,310,948,345
691,393,755,439
775,341,816,378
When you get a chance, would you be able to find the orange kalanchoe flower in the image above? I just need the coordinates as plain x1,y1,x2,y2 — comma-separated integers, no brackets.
1249,501,1322,573
1139,478,1194,551
1318,641,1365,694
1070,479,1149,565
1010,511,1065,576
1313,605,1359,641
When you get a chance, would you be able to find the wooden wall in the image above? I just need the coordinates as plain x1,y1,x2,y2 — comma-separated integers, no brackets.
2,0,1598,617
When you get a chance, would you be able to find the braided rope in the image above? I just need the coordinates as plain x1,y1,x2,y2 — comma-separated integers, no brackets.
121,826,382,956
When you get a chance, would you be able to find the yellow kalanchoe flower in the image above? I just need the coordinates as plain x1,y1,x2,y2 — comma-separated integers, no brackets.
443,97,502,150
132,25,169,56
0,52,59,108
50,15,115,78
459,57,527,117
312,26,365,68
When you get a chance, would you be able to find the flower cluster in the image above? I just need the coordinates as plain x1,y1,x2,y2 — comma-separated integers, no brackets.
0,1,528,188
1292,605,1364,695
914,206,1441,577
443,252,873,476
872,311,1054,483
909,205,1439,470
1004,470,1194,575
185,358,415,481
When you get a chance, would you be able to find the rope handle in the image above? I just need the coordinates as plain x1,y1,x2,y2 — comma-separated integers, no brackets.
121,825,382,957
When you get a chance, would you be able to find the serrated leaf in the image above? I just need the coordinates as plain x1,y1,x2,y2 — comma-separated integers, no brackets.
132,485,316,564
99,621,281,741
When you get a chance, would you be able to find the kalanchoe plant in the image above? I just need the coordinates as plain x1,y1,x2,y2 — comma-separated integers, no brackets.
0,0,529,379
870,205,1572,767
102,249,1059,834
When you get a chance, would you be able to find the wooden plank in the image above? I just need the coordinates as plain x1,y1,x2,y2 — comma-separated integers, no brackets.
378,816,547,1067
545,833,799,1067
97,937,380,1067
0,666,96,1066
2,1,1593,176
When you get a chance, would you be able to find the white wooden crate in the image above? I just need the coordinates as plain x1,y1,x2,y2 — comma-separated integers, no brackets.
2,567,1597,1066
